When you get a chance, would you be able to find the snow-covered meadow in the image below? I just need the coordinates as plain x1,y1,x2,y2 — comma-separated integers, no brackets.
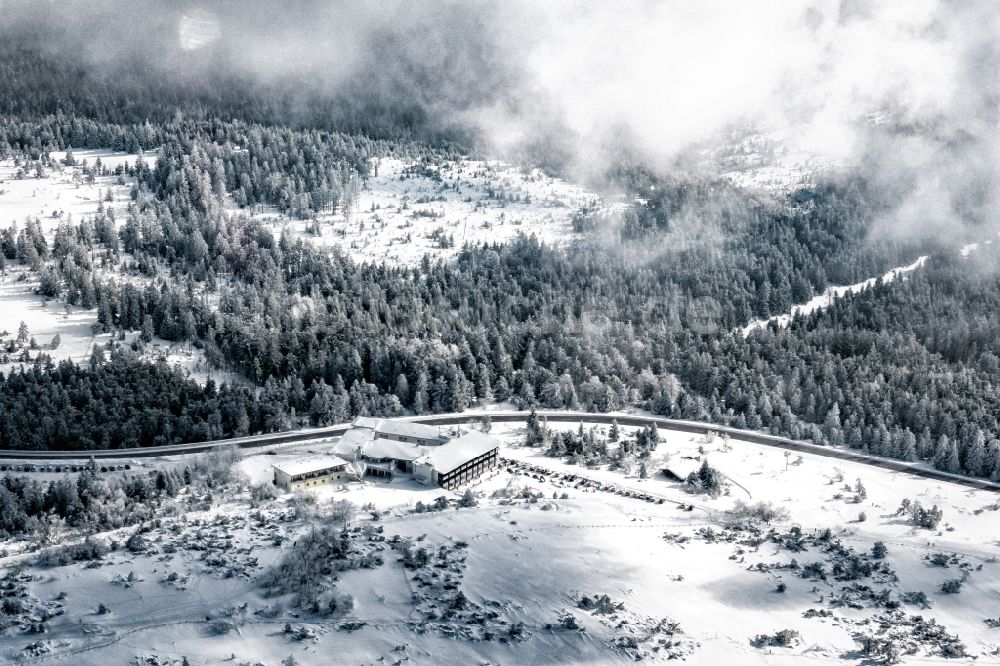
0,423,996,665
0,149,240,385
237,157,618,267
0,269,236,386
0,149,141,233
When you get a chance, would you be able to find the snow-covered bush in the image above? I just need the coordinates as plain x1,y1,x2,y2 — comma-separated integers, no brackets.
940,578,964,594
729,500,790,524
35,536,108,567
686,459,726,497
751,629,800,648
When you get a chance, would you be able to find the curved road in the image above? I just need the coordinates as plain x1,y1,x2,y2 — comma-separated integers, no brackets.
2,411,998,493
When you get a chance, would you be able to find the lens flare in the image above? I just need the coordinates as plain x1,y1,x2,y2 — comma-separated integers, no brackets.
178,9,220,51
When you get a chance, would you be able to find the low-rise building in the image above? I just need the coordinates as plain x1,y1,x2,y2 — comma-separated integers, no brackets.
314,418,499,488
273,454,353,490
413,431,500,489
660,457,702,482
335,417,450,478
349,416,448,447
361,437,426,476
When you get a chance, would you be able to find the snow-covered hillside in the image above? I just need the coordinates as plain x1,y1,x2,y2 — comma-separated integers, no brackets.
705,124,846,196
0,150,612,383
1,423,996,664
0,149,240,385
237,157,618,267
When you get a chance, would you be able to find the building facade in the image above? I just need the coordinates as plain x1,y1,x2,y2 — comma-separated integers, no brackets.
273,454,352,490
413,431,500,489
436,446,500,489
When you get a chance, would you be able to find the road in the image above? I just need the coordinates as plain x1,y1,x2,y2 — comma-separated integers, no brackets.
2,410,998,493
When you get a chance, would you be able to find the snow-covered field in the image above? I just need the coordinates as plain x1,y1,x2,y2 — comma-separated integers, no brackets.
237,157,617,267
0,149,148,232
0,269,236,385
1,423,997,665
0,149,133,368
0,149,244,385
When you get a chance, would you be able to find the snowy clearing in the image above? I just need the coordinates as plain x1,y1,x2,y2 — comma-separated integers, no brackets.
0,269,239,386
235,157,619,267
0,149,153,233
0,149,235,384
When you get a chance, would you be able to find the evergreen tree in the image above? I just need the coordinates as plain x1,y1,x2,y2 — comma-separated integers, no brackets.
933,435,961,474
526,407,543,446
964,432,986,478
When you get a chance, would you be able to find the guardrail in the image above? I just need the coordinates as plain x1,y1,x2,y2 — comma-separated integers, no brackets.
1,411,998,493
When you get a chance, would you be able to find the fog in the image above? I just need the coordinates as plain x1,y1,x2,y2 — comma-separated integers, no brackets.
2,0,998,237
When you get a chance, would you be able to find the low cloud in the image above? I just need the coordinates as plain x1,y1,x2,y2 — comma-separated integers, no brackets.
2,0,998,238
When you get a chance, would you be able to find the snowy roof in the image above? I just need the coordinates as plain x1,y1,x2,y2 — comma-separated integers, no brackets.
375,419,446,442
362,438,424,462
421,431,499,475
352,416,383,430
661,457,702,480
333,427,375,457
273,454,351,478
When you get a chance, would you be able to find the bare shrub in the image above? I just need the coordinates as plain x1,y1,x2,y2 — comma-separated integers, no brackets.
729,500,790,524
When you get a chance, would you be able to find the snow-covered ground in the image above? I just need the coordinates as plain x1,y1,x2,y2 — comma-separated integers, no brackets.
1,423,996,664
0,269,238,386
236,157,619,267
0,149,245,386
708,124,846,195
0,149,150,232
740,255,929,337
0,272,104,364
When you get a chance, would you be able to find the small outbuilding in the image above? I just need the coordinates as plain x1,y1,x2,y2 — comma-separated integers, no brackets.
273,454,353,490
660,457,702,482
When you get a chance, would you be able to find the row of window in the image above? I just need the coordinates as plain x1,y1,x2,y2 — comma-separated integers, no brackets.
290,467,345,482
292,473,344,488
439,453,498,486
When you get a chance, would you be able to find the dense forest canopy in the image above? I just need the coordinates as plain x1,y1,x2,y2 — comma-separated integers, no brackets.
0,42,998,483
